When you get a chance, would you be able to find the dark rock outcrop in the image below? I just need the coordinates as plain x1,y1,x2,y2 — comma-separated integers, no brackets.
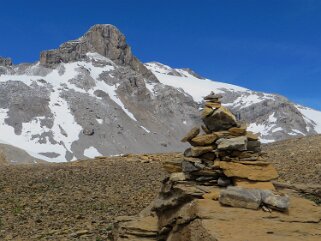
0,57,12,67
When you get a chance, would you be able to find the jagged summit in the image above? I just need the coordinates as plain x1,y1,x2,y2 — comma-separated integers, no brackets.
40,24,156,80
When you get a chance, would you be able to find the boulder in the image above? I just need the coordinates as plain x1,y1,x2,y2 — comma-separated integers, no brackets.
219,186,262,210
218,161,278,181
203,106,237,131
217,136,248,151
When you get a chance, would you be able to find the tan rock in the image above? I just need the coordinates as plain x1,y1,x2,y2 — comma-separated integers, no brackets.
191,133,218,146
181,127,200,142
201,107,214,118
205,101,221,109
218,161,278,181
158,197,321,241
202,188,220,200
113,215,158,240
246,131,259,141
234,178,276,190
229,127,247,136
190,146,213,157
163,159,182,173
201,125,211,134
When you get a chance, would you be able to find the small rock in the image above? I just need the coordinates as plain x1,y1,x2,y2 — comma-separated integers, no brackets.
217,136,248,151
83,128,94,136
169,172,188,182
261,190,290,211
217,176,232,187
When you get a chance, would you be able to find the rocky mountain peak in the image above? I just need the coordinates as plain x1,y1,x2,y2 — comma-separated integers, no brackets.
0,57,12,67
40,24,157,81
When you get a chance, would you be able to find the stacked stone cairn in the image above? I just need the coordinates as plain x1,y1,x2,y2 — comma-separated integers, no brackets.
111,92,291,241
164,91,289,211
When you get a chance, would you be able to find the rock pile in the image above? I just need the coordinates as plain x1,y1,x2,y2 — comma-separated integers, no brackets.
111,92,321,241
163,92,286,210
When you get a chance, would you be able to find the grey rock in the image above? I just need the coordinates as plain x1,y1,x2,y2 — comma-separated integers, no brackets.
182,161,199,173
219,186,262,210
261,190,290,211
247,140,261,152
203,106,237,131
83,128,95,136
217,136,248,151
217,176,232,187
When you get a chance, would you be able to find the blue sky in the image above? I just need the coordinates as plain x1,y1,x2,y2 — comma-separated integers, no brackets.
0,0,320,110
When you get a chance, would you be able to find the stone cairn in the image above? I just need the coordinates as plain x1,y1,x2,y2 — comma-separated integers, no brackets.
178,91,277,191
111,92,290,241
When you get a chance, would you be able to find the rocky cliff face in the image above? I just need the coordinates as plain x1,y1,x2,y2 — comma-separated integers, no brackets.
0,24,320,162
40,24,156,81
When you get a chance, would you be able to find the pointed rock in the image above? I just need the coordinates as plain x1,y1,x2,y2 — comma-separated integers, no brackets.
181,127,200,142
203,106,237,131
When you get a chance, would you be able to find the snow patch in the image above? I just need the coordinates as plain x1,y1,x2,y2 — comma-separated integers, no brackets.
84,146,102,158
140,126,151,133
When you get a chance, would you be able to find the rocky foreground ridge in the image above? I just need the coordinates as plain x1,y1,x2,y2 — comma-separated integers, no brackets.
0,24,321,163
112,93,321,241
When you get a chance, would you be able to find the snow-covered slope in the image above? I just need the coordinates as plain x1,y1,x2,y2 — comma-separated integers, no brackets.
0,25,199,162
145,62,321,143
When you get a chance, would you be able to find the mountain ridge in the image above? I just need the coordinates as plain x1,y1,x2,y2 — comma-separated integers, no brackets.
0,24,320,162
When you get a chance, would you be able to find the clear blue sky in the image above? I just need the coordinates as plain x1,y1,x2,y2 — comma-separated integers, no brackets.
0,0,320,110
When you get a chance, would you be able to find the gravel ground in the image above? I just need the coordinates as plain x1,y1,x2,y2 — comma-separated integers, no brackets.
0,135,320,240
263,134,321,184
0,154,169,240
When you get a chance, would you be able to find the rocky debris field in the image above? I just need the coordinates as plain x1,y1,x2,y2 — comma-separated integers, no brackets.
0,154,172,240
263,134,321,184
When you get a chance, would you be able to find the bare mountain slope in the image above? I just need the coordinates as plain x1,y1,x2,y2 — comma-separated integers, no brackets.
145,62,321,143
